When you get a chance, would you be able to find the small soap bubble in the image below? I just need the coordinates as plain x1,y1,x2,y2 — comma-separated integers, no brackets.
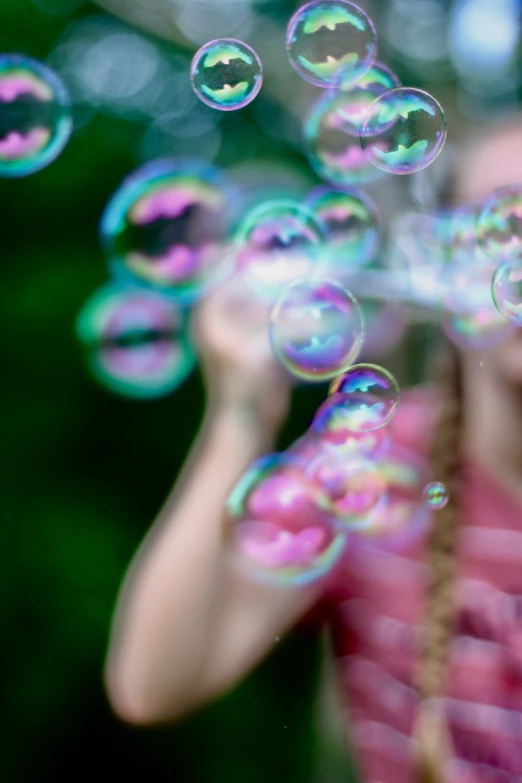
190,39,262,111
329,364,400,432
334,61,401,133
235,200,327,303
306,90,385,186
491,259,522,325
305,450,387,529
286,0,377,88
423,481,448,510
478,185,522,262
0,54,72,177
269,279,364,381
360,88,447,175
226,453,346,586
101,158,234,303
75,283,196,399
307,186,380,272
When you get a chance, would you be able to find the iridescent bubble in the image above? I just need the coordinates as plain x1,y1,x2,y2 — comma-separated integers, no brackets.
235,199,327,303
226,452,346,586
310,396,390,457
491,259,522,326
75,283,196,399
360,87,447,175
477,185,522,262
442,259,515,349
334,61,401,133
355,445,430,550
269,279,364,381
0,54,72,177
307,186,380,271
190,39,262,111
101,158,234,303
422,481,448,510
329,363,400,431
286,0,377,88
306,90,385,186
305,450,387,529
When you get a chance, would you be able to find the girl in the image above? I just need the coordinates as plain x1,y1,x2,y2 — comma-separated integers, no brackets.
104,120,522,782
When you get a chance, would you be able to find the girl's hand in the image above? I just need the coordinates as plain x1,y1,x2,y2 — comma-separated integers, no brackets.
192,276,291,437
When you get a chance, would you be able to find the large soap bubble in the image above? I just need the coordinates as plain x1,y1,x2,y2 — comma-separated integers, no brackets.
360,87,447,175
101,158,234,304
286,0,377,88
0,54,72,177
190,39,263,111
269,279,364,381
76,283,196,399
226,453,346,585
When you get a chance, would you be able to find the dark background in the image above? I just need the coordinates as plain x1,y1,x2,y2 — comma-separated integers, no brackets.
1,0,518,780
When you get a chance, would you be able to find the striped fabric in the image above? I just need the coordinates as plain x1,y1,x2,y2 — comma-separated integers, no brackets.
323,389,522,782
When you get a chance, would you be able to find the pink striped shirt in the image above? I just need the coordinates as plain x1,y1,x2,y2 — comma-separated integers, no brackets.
323,389,522,782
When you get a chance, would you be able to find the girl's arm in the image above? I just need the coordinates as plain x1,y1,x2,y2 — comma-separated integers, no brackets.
104,280,321,725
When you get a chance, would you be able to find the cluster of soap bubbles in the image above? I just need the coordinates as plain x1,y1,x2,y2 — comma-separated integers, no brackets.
399,180,522,349
189,2,447,182
226,363,446,586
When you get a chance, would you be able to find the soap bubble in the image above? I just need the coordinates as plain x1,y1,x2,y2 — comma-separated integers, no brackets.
422,481,448,510
442,259,515,349
329,363,400,431
307,186,380,271
76,283,196,399
360,87,447,175
190,39,262,110
355,445,431,550
286,0,377,88
226,452,346,585
101,158,234,304
0,54,72,177
477,185,522,262
334,61,401,133
310,395,390,457
269,279,364,381
305,450,387,529
491,259,522,326
306,90,385,186
235,199,327,303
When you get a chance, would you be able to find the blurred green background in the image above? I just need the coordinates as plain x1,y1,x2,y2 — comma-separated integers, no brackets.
1,0,518,780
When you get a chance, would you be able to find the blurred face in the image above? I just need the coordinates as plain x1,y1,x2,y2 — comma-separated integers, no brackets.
456,123,522,384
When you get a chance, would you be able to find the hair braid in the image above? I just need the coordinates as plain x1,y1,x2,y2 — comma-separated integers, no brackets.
417,346,464,701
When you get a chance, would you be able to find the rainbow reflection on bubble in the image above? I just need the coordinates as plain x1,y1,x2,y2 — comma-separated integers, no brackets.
235,199,327,303
307,186,380,273
423,481,448,510
101,158,234,303
442,260,515,349
360,87,447,175
310,395,390,456
305,450,387,529
478,185,522,262
226,452,346,586
0,54,72,177
269,279,364,381
492,259,522,325
354,445,431,550
190,39,263,111
286,0,377,88
306,90,385,187
334,61,401,133
75,283,196,399
329,363,400,431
